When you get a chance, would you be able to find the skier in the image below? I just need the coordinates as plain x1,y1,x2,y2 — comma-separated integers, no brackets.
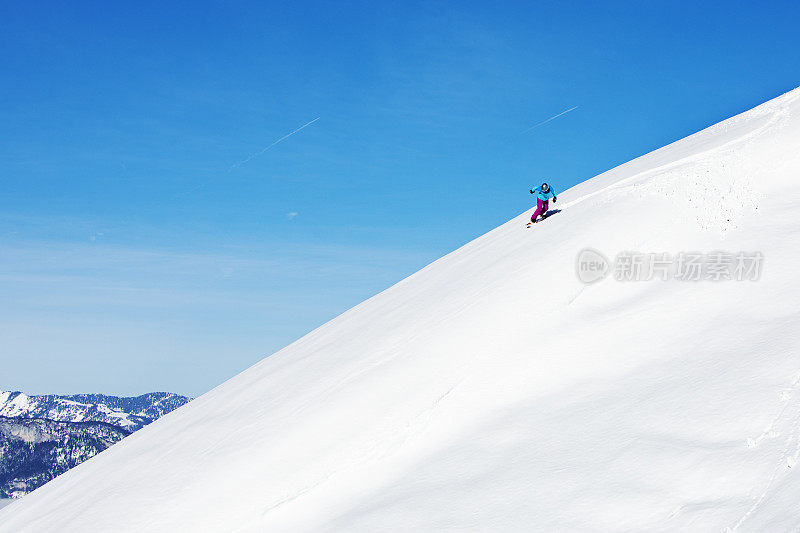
527,182,557,227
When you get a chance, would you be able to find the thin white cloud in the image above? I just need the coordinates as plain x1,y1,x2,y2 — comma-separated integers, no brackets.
230,117,320,171
286,212,298,220
0,227,437,396
521,106,578,134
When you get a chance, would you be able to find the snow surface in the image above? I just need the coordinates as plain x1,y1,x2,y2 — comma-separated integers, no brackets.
2,88,800,532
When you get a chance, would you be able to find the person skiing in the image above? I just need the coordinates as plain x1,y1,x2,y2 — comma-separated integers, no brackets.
527,182,557,226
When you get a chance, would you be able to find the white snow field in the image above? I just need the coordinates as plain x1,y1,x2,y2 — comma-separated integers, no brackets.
3,88,800,532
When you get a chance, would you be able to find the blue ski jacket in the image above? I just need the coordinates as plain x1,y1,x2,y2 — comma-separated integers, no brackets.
532,185,557,201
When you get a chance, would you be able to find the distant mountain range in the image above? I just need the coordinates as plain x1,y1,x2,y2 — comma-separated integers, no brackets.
0,391,189,432
0,391,190,499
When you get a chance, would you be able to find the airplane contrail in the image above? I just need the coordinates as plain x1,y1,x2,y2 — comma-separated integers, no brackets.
230,117,320,170
521,106,578,134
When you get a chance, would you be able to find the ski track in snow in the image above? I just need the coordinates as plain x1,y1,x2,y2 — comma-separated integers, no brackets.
556,106,781,308
728,371,800,531
557,107,778,216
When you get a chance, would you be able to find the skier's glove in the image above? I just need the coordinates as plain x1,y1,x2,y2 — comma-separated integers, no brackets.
529,189,534,194
553,196,557,203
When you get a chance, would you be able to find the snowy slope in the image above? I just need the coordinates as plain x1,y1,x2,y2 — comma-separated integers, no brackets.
2,88,800,532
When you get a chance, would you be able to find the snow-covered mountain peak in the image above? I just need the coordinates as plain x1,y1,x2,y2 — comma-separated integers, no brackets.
0,391,190,431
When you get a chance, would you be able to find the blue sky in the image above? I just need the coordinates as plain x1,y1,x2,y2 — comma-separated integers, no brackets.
2,1,799,397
